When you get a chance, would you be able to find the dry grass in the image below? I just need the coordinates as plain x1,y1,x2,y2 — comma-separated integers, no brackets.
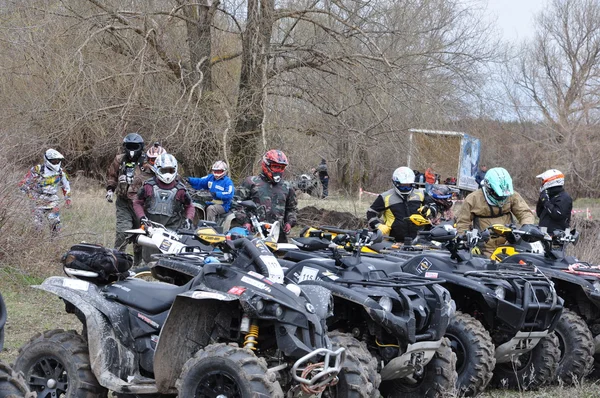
1,186,600,397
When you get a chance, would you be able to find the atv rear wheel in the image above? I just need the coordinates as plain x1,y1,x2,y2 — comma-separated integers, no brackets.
14,329,107,397
176,343,281,398
379,337,457,398
445,311,495,396
327,331,378,397
0,361,35,397
553,309,594,384
491,333,559,390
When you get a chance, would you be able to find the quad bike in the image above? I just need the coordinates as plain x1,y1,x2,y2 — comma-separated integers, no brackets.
14,240,371,397
145,228,458,398
289,222,564,395
0,292,35,397
294,174,321,197
188,188,238,233
489,223,600,383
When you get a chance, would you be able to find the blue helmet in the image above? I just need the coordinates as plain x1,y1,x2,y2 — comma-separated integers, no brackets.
482,167,514,206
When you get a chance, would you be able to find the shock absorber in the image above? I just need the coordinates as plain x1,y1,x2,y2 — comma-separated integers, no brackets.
242,316,259,350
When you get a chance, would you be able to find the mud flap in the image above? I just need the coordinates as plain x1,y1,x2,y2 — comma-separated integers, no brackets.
153,292,239,392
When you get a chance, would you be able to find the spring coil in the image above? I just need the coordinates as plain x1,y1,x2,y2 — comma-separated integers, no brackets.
243,324,259,350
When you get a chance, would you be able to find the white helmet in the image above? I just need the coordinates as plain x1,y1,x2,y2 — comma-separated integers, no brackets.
392,167,415,196
536,169,564,192
44,148,64,172
211,160,228,180
154,153,178,184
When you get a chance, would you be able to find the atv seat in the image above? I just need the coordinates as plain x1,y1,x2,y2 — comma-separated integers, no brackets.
103,275,198,314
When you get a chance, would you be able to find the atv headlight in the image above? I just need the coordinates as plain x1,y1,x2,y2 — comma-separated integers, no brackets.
494,286,506,300
593,281,600,293
378,296,393,312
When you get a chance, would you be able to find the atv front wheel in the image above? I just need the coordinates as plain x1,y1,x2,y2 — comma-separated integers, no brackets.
327,331,378,397
379,337,457,398
176,343,281,398
445,311,495,396
0,361,35,397
491,333,559,390
553,309,594,384
14,329,107,397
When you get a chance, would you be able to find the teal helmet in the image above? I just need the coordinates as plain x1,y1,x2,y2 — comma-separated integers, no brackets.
482,167,513,206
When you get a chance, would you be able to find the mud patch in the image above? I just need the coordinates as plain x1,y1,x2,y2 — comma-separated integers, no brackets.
297,206,366,229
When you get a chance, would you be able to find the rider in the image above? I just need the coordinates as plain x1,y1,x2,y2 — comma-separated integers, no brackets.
237,149,297,243
106,133,152,265
187,160,235,222
19,148,72,235
428,184,456,225
535,169,572,234
456,167,535,255
133,153,195,262
367,167,437,242
145,142,167,171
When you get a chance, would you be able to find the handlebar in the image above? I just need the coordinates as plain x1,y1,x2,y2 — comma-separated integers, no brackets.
229,238,272,277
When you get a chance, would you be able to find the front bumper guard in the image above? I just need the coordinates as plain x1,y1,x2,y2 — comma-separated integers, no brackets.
291,347,346,389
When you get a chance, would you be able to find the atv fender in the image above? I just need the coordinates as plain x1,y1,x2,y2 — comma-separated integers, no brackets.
154,291,239,392
34,277,161,394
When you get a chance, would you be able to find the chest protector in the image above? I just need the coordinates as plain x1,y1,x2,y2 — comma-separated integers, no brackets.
146,181,183,217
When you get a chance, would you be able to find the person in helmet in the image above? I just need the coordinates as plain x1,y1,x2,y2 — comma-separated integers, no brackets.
456,167,535,255
535,169,572,234
428,184,457,225
237,149,297,242
133,153,195,262
366,166,437,242
19,148,72,234
187,160,235,222
106,133,153,265
145,142,167,169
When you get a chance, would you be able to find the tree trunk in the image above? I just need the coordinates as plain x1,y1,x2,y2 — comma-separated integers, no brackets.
230,0,274,179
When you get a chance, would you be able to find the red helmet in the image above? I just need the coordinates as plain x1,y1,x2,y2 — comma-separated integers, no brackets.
262,149,289,183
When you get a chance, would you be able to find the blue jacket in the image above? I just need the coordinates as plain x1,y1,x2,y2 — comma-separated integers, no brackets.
188,174,235,212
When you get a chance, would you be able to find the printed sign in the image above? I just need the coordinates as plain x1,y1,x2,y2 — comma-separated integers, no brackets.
299,266,320,281
457,134,481,191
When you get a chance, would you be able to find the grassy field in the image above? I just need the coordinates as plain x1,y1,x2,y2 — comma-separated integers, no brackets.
1,188,600,397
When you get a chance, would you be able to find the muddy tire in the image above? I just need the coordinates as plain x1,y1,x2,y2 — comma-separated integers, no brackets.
0,361,36,398
176,343,281,398
328,331,378,397
553,309,594,384
491,332,559,390
445,311,495,396
14,329,107,398
379,337,457,398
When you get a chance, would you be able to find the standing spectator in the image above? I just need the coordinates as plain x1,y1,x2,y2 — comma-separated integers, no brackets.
312,158,329,198
237,149,297,242
536,169,572,234
367,167,437,242
105,133,152,266
134,154,195,262
424,162,437,194
475,164,488,187
19,149,71,235
456,167,534,255
188,160,235,222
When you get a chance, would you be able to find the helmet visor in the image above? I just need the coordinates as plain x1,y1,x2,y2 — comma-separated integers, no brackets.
47,158,62,165
488,188,508,205
270,163,286,173
125,143,142,151
158,167,176,175
396,183,413,192
213,169,226,179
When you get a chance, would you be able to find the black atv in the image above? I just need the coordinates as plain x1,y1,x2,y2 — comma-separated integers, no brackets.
147,229,458,398
289,224,564,395
14,240,369,397
490,224,600,383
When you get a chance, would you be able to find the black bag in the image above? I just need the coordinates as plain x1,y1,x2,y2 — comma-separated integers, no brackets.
62,243,133,283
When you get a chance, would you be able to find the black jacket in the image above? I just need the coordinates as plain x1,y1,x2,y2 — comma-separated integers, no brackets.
536,186,572,233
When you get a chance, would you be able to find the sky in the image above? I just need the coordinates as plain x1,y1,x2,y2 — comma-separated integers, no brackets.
484,0,547,42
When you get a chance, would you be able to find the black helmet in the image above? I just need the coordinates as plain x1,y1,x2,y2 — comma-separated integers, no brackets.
430,184,455,212
123,133,145,160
